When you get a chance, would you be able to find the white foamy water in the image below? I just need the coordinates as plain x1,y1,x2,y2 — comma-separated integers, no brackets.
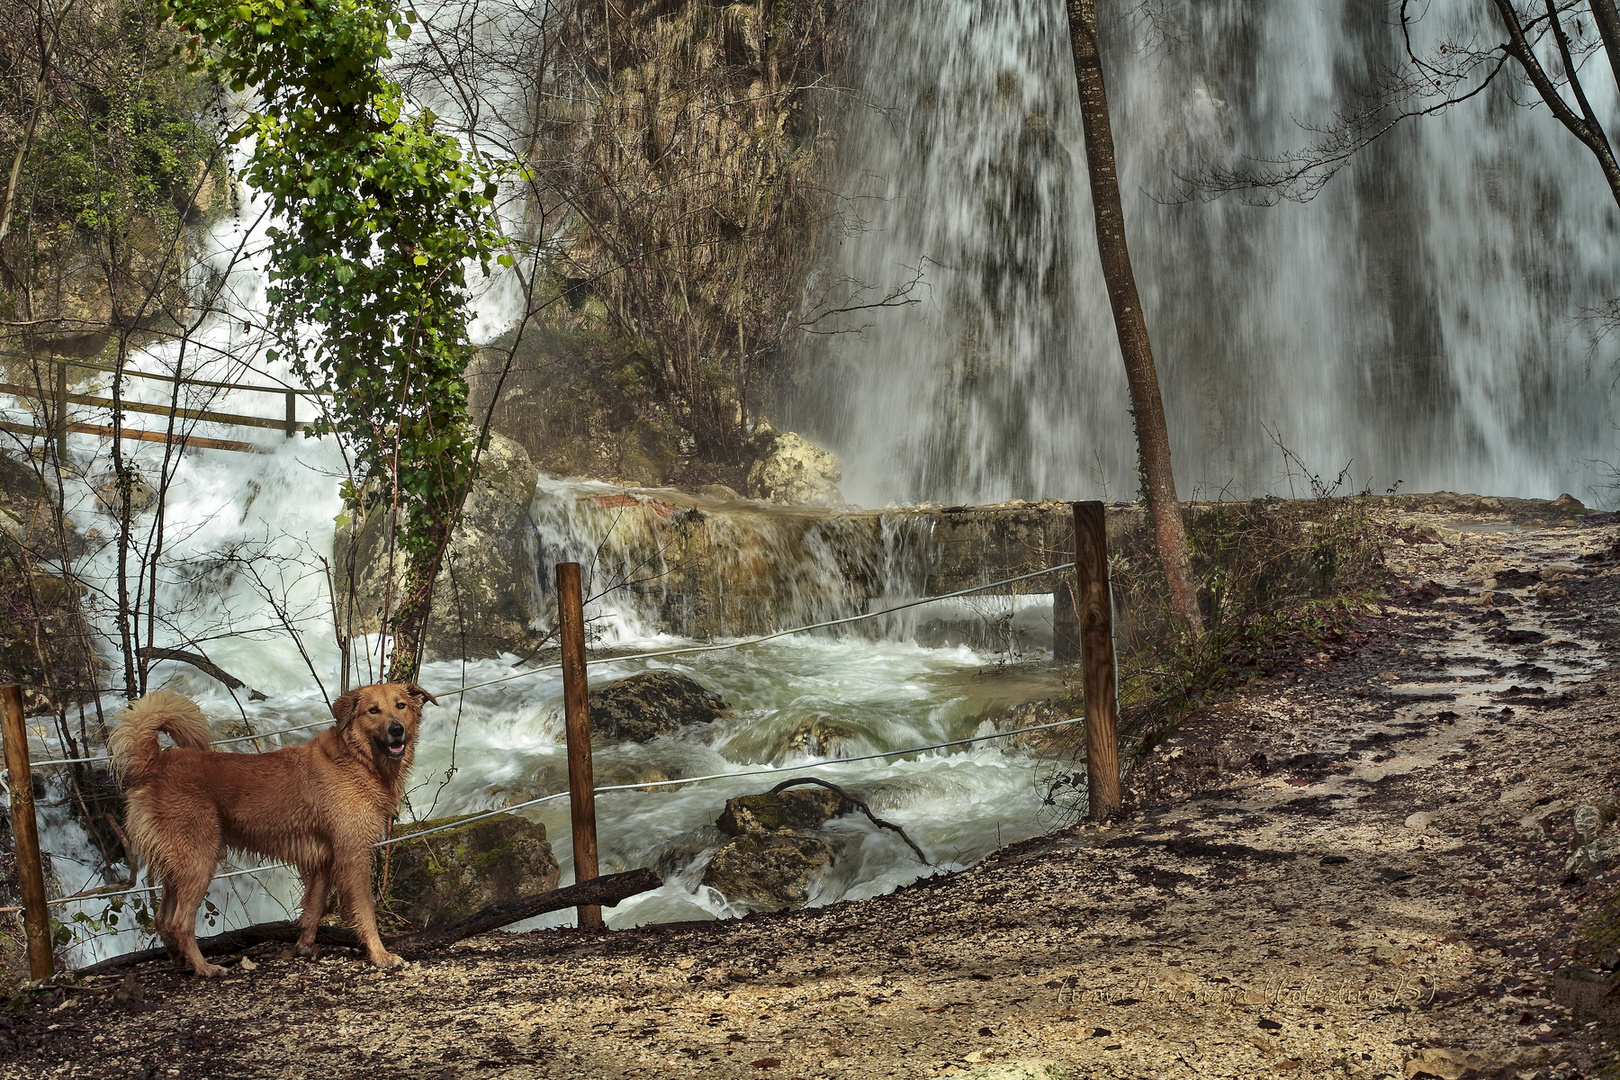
796,0,1620,507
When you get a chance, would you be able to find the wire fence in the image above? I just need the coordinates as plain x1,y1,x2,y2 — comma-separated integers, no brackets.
44,713,1088,909
26,560,1077,770
10,553,1097,951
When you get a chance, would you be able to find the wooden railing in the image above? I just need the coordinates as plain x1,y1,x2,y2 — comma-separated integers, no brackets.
0,357,324,455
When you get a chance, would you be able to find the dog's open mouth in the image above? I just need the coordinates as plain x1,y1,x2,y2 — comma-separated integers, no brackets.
381,737,409,758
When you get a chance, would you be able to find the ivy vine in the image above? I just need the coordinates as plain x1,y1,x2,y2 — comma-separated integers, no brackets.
162,0,512,675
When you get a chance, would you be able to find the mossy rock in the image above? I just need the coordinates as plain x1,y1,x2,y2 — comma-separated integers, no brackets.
334,431,544,662
716,787,850,836
587,671,728,742
380,813,559,930
700,832,835,909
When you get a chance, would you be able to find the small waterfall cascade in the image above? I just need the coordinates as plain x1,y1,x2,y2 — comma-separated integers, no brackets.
5,282,1070,965
526,478,1068,649
796,0,1620,507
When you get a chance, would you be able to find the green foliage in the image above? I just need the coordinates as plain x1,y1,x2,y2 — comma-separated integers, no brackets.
0,0,217,326
164,0,508,556
28,51,212,235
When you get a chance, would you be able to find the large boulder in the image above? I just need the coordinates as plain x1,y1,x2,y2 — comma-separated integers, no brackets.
588,671,728,742
745,420,844,507
700,785,857,908
701,832,836,908
335,431,543,661
381,813,560,930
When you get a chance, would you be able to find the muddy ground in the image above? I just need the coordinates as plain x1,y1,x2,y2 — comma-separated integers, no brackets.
1,505,1618,1080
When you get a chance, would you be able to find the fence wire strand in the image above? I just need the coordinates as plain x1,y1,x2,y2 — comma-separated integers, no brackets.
24,561,1076,769
42,713,1087,908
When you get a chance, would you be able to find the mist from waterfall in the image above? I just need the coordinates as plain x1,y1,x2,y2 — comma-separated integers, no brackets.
793,0,1620,508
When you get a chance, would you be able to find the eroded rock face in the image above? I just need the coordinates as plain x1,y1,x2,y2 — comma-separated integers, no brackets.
335,431,542,661
383,813,560,929
745,421,844,507
0,453,98,713
587,671,728,742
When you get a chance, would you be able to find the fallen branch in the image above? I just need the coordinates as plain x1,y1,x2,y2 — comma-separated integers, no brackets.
142,647,268,701
75,867,662,975
766,778,932,865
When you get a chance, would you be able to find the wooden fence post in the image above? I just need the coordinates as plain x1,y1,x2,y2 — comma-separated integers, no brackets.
1073,502,1121,820
284,390,297,437
555,563,604,930
0,685,54,978
53,362,67,462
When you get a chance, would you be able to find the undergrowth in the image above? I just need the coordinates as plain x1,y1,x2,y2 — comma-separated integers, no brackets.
1042,490,1389,819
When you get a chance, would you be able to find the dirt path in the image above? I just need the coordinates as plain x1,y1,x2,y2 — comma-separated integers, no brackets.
3,507,1617,1080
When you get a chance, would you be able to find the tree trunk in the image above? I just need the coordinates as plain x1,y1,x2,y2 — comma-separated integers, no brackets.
1061,0,1202,635
384,493,459,683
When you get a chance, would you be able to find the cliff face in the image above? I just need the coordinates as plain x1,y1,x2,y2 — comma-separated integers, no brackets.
474,0,853,479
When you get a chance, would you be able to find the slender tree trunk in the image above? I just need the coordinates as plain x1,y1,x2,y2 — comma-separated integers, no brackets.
1061,0,1201,635
1589,0,1620,104
385,497,459,684
1487,0,1620,211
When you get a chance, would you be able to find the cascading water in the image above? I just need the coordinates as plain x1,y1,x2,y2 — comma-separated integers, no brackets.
9,189,1071,965
795,0,1620,508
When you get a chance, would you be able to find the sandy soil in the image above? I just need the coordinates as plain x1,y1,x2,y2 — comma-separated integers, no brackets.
1,506,1617,1080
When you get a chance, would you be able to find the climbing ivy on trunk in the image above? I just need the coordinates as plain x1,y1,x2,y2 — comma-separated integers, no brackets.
161,0,510,679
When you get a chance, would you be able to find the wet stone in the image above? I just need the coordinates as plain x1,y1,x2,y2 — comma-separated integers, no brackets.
587,671,728,742
717,787,851,836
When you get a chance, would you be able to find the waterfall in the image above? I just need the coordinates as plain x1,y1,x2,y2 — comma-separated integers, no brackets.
794,0,1620,508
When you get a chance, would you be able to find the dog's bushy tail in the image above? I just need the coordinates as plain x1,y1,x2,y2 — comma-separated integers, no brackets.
108,690,213,787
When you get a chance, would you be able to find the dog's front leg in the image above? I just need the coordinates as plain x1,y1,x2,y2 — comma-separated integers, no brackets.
294,864,331,959
334,849,402,969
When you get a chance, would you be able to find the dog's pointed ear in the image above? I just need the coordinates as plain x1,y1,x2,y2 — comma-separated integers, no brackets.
406,684,438,708
331,689,361,729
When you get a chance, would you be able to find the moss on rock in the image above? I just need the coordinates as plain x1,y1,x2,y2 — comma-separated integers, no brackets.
379,813,559,931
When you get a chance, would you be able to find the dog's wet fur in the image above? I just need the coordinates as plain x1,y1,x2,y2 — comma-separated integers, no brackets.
109,682,436,976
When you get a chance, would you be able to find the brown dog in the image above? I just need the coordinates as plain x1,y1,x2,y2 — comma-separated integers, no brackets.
109,682,436,976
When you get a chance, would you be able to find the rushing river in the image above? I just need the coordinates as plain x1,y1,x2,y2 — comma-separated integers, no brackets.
22,395,1072,965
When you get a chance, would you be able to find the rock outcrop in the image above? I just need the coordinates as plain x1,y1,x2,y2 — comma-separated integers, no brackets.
382,813,560,930
334,431,542,662
745,420,844,508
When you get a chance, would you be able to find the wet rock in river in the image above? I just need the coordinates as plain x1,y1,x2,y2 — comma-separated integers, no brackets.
717,786,851,835
702,785,860,907
588,671,728,742
384,813,560,929
701,832,837,908
785,715,856,756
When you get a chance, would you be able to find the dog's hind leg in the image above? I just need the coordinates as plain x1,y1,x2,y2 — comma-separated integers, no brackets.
332,845,402,969
151,824,227,977
153,882,183,965
294,863,331,960
158,866,226,977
